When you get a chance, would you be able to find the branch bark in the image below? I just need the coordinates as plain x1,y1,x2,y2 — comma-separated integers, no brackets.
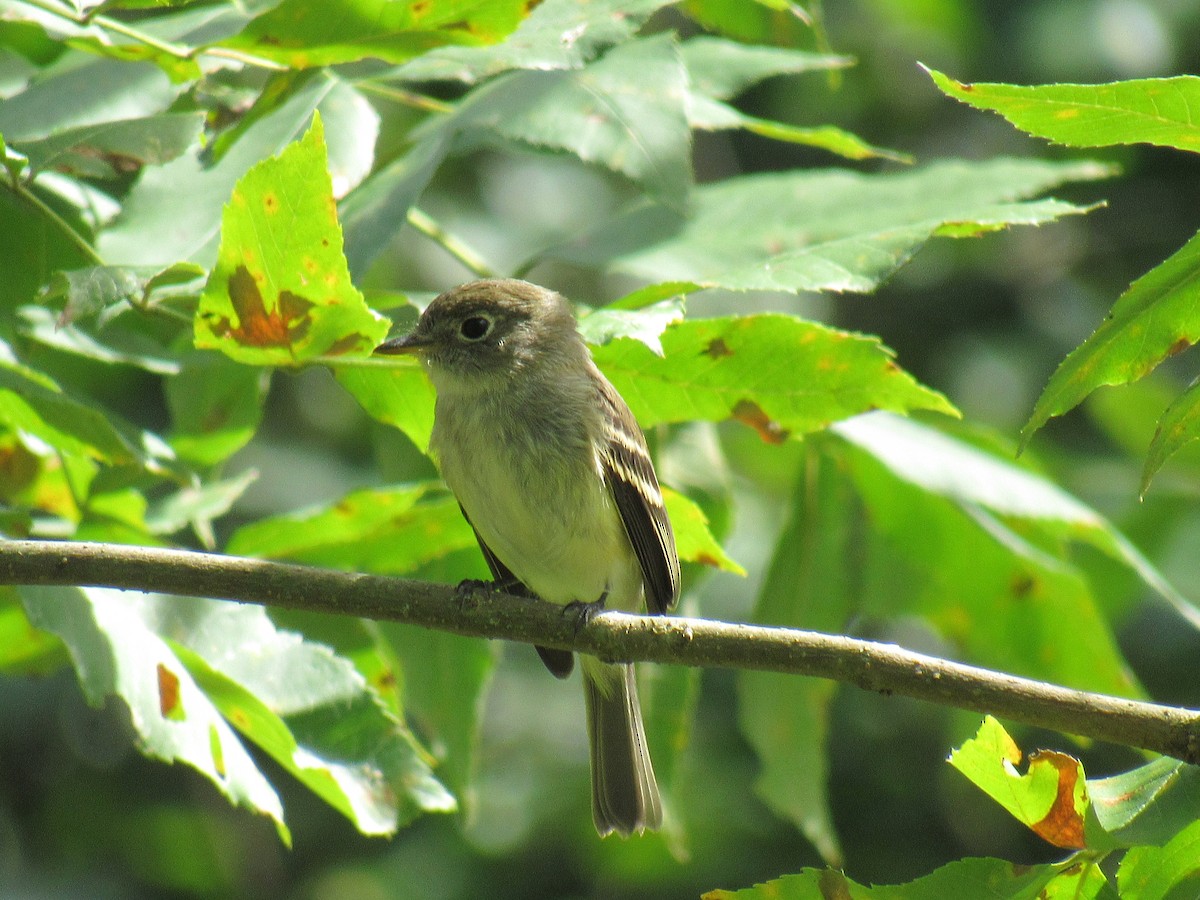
2,538,1198,763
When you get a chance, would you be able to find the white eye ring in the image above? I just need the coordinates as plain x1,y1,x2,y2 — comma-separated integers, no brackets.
459,314,493,341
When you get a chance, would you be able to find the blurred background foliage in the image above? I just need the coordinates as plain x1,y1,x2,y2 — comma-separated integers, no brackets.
5,0,1200,897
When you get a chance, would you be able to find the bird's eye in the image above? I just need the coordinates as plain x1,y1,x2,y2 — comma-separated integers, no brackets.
460,315,492,341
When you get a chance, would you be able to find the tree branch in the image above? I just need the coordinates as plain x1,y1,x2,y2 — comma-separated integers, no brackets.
2,539,1198,763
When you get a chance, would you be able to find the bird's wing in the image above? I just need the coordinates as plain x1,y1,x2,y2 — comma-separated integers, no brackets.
596,376,680,615
459,504,574,679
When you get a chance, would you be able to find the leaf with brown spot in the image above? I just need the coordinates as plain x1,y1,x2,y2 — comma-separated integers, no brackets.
157,663,184,720
704,337,733,358
591,314,956,439
1028,751,1088,849
195,115,388,365
949,717,1090,850
732,398,790,444
206,266,315,351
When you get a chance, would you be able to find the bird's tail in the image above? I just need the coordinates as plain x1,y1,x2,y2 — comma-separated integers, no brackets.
583,660,662,837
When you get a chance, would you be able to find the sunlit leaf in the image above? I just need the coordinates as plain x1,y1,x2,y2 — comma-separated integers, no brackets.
576,297,685,355
20,586,290,843
1143,376,1200,495
1024,228,1200,447
0,587,65,675
1117,819,1200,898
835,412,1198,633
949,716,1088,850
18,305,181,376
592,315,957,438
440,33,691,205
688,96,911,161
162,597,455,832
702,857,1093,899
216,0,525,68
195,115,389,365
386,0,671,83
556,158,1110,293
337,359,437,455
1090,757,1200,849
928,68,1200,152
664,487,743,574
13,112,204,178
0,356,143,466
226,483,476,574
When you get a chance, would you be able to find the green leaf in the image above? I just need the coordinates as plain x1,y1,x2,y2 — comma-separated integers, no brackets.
680,36,850,99
380,623,497,806
144,470,258,544
591,315,957,438
663,487,743,574
13,112,204,178
441,33,692,206
1143,376,1200,496
928,68,1200,152
0,587,65,675
835,412,1198,633
225,483,476,575
385,0,672,83
166,352,269,467
1090,757,1200,849
705,857,1091,900
161,598,455,832
681,0,814,49
216,0,525,68
1117,819,1200,899
0,356,143,466
556,158,1110,293
576,297,685,355
36,262,204,328
738,447,854,864
98,73,370,269
949,717,1088,850
1023,228,1200,447
340,133,449,279
194,114,389,366
20,585,290,844
0,57,178,141
208,71,379,199
834,415,1144,695
17,305,181,376
687,97,911,162
0,186,94,310
337,356,436,454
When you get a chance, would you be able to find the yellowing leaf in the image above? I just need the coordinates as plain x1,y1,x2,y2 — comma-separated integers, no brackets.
949,716,1088,850
195,114,389,366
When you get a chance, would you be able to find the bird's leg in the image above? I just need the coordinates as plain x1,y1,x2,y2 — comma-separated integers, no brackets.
563,589,609,635
453,574,526,610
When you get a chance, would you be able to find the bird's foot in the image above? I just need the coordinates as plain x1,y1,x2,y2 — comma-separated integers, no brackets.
563,590,609,635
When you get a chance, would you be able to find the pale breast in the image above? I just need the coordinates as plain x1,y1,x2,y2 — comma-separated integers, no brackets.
431,386,645,611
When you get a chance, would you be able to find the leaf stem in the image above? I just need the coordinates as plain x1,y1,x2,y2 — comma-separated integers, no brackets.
7,179,104,266
357,81,453,114
15,0,288,71
406,208,498,279
4,538,1200,765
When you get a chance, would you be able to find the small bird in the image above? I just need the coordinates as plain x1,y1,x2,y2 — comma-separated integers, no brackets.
376,279,679,837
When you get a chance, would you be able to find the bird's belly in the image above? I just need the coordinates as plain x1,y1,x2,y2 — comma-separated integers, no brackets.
436,428,641,609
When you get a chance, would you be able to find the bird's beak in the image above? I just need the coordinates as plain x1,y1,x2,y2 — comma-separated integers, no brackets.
375,332,429,356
